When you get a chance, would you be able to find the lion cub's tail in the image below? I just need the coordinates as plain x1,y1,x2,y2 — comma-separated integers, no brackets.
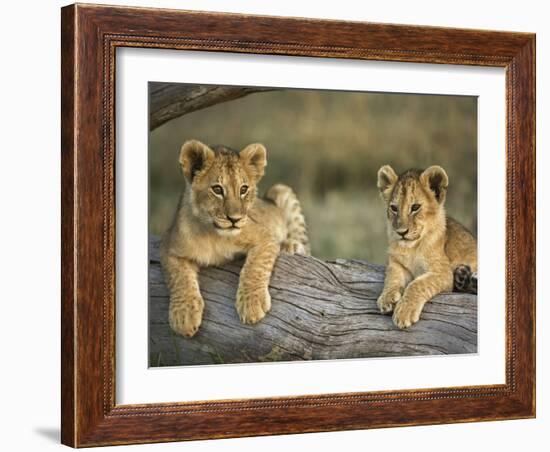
453,264,478,294
265,184,310,255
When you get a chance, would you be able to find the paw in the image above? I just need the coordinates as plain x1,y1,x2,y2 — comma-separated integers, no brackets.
169,296,204,337
236,287,271,324
392,299,423,329
377,289,402,314
281,239,307,255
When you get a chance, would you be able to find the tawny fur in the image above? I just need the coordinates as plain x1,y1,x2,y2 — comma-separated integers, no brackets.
265,184,310,255
160,140,309,337
376,165,477,329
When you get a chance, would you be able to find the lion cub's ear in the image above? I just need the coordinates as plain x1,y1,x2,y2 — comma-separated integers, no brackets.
179,140,215,183
377,165,398,201
240,143,267,181
420,165,449,204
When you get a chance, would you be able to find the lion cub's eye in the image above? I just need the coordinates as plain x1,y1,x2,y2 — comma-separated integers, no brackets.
411,203,421,213
211,185,224,196
389,204,398,213
240,185,249,196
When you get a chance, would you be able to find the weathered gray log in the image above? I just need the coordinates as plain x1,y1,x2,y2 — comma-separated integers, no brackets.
150,83,272,130
149,235,477,366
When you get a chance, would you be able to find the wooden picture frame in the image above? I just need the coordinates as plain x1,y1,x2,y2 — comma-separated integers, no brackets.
61,3,535,447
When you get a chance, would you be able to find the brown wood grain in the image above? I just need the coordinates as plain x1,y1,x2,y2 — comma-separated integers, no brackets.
61,3,535,447
60,5,76,447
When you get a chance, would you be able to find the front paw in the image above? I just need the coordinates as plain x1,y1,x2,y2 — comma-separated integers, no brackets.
236,287,271,324
377,289,402,314
392,298,423,329
169,296,204,337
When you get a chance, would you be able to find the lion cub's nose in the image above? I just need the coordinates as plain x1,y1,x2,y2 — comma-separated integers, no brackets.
227,215,243,225
396,228,409,237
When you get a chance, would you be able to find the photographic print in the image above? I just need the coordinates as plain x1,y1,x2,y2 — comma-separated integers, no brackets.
148,83,478,367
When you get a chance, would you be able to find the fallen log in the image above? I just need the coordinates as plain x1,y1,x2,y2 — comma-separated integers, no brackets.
149,235,477,366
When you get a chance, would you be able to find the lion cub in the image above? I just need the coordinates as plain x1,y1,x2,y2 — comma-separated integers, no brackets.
160,140,309,337
376,165,477,329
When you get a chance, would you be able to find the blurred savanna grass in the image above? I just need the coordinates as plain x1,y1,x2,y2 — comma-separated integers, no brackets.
149,86,477,264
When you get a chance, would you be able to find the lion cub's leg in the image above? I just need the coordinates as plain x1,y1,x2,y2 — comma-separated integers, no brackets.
392,270,453,329
161,253,204,338
236,241,280,324
377,258,411,314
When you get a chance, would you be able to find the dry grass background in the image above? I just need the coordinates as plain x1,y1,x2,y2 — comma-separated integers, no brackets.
149,87,477,264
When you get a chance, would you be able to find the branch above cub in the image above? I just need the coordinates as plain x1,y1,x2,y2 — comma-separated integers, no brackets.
160,140,309,337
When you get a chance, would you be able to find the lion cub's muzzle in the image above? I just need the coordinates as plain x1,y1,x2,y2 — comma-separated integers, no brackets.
213,215,248,233
393,227,421,242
